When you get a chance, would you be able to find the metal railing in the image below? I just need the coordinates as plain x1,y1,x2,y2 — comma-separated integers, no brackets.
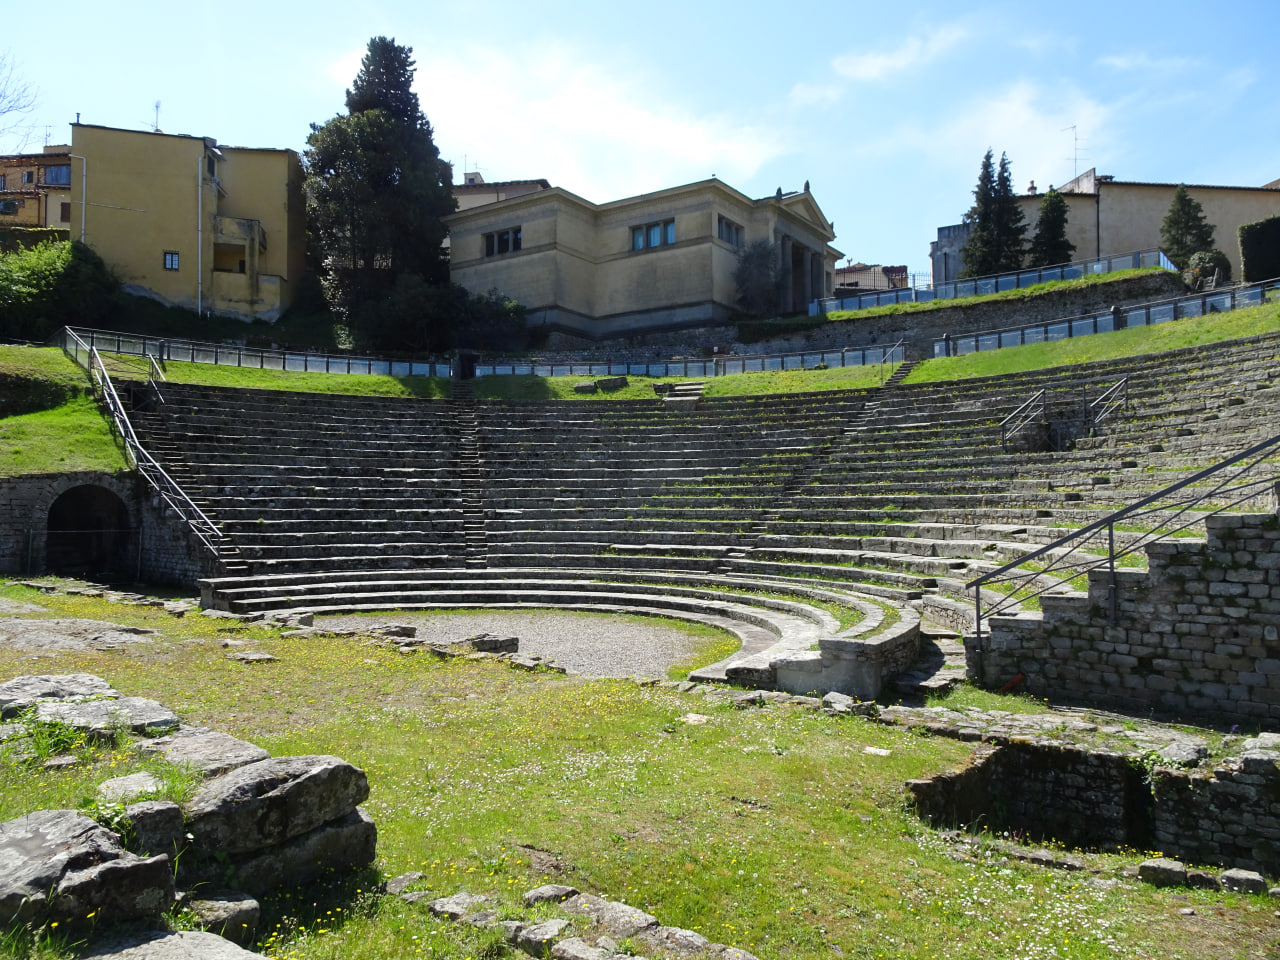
814,249,1176,316
63,327,452,378
63,329,227,560
933,277,1280,358
64,325,907,382
999,390,1045,448
966,431,1280,642
1090,377,1128,428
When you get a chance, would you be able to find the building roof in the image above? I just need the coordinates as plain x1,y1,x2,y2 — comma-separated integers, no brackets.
1055,166,1280,197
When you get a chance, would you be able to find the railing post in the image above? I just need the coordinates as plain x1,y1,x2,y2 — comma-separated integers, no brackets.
1108,521,1118,624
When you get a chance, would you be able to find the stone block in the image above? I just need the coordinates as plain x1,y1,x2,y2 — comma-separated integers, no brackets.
83,930,259,959
188,891,260,947
0,674,119,718
136,726,271,778
1220,868,1267,894
1138,857,1187,887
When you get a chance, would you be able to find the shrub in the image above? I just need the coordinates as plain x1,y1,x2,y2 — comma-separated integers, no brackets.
0,240,120,342
1186,249,1231,286
1238,215,1280,282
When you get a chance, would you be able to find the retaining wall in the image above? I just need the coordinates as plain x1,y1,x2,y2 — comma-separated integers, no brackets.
975,509,1280,729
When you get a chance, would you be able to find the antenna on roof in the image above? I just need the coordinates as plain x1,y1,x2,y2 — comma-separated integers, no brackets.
1062,124,1088,180
153,101,161,132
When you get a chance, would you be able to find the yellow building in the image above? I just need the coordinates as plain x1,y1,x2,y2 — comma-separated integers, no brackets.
445,177,841,338
69,123,306,322
1037,169,1280,279
0,147,74,232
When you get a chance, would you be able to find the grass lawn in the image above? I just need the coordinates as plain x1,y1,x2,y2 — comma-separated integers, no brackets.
0,396,128,475
1,581,1276,960
0,346,93,392
904,299,1280,384
103,356,452,400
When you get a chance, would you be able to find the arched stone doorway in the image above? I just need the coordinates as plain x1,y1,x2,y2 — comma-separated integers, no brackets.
46,485,134,579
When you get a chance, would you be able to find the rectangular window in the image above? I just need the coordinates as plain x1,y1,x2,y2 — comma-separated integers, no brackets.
718,216,743,247
22,171,34,184
45,165,71,185
632,219,675,251
483,226,523,257
163,251,180,271
0,199,17,216
0,174,6,190
60,202,71,222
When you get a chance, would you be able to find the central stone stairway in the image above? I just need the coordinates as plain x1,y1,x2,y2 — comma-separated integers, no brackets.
451,380,488,568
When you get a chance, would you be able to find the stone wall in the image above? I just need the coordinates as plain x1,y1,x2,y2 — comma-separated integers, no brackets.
909,742,1152,849
909,738,1280,874
0,470,217,586
975,509,1280,729
541,270,1184,360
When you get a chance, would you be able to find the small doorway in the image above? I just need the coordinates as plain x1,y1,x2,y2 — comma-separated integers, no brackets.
45,485,134,579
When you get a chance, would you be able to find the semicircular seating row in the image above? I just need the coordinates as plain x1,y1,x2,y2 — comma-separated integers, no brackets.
128,329,1280,696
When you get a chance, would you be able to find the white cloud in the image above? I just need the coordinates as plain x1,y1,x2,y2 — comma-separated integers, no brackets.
416,45,790,200
832,25,968,82
1097,51,1198,73
788,81,843,107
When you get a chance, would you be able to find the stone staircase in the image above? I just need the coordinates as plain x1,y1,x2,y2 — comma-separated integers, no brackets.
451,380,488,568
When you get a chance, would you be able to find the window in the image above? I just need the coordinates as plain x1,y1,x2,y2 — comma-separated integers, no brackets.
0,174,5,190
163,251,180,271
631,218,675,251
22,170,34,184
60,202,71,222
45,165,71,186
718,216,743,248
483,226,522,257
0,199,17,216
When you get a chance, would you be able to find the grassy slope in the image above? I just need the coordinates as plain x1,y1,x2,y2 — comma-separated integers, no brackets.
904,298,1280,384
0,396,129,475
1,583,1274,960
0,345,94,391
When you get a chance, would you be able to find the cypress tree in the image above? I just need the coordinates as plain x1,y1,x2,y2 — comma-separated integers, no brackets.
960,150,1026,277
1026,188,1076,267
1160,184,1215,270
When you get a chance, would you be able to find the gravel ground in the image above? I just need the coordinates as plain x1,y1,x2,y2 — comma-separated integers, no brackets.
0,618,156,652
317,610,705,679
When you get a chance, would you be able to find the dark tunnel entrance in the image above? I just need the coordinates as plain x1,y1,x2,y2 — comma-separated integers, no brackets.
46,485,134,579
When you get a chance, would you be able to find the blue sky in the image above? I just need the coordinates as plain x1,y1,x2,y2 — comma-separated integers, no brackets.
5,0,1277,277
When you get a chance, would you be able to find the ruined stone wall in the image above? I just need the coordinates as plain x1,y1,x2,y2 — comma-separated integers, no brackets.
0,471,140,576
138,495,222,587
977,510,1280,729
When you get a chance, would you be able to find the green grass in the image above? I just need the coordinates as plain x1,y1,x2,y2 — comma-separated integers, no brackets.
702,363,893,396
106,357,452,399
0,396,128,475
904,299,1280,384
2,581,1275,960
0,346,92,391
733,269,1168,342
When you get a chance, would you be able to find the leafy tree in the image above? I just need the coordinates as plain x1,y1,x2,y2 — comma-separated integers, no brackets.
1160,184,1215,270
0,240,119,341
305,37,455,342
959,150,1026,277
1026,188,1075,267
733,240,783,317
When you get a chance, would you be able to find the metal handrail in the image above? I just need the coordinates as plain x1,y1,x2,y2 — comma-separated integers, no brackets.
999,389,1045,448
63,329,225,559
966,430,1280,644
147,353,166,381
1090,377,1128,427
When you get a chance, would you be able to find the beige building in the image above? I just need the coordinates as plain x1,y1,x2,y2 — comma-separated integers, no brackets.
0,147,74,233
445,177,841,337
1036,169,1280,279
931,169,1280,283
69,123,306,322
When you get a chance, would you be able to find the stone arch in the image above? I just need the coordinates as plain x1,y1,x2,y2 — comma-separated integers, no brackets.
45,484,135,579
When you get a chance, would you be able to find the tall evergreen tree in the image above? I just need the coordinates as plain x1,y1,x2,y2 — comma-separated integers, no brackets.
1026,188,1075,267
305,36,455,332
1160,184,1215,270
959,150,1026,277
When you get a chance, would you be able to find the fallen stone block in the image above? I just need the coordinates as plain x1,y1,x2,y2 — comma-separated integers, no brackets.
0,809,174,928
184,755,369,854
562,893,658,938
98,772,160,804
573,381,598,394
551,937,611,960
1220,868,1267,894
135,726,270,778
1138,857,1187,887
524,883,580,904
384,871,425,896
83,929,258,958
183,807,377,897
188,892,260,947
429,891,491,919
0,674,119,717
517,918,573,954
35,697,179,738
124,801,185,859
